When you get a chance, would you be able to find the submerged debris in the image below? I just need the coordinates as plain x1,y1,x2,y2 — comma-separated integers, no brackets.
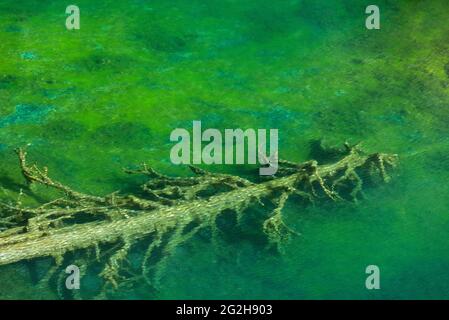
0,144,397,298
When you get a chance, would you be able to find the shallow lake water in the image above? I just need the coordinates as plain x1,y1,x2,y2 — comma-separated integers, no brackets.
0,0,449,299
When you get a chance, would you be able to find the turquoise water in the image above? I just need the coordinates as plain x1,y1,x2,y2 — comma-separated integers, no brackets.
0,0,449,299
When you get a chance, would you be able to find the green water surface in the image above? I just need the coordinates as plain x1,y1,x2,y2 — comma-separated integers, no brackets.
0,0,449,299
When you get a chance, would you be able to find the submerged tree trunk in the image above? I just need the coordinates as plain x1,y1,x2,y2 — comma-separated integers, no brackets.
0,145,397,294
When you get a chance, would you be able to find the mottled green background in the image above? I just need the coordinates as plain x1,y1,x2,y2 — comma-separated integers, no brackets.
0,0,449,299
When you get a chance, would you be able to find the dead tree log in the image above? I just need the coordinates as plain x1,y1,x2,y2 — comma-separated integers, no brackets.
0,145,397,294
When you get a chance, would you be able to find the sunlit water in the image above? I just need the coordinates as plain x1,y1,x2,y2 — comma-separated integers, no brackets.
0,0,448,299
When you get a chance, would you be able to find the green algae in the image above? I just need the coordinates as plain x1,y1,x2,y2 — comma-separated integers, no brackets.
0,104,54,128
0,0,449,299
89,122,153,148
